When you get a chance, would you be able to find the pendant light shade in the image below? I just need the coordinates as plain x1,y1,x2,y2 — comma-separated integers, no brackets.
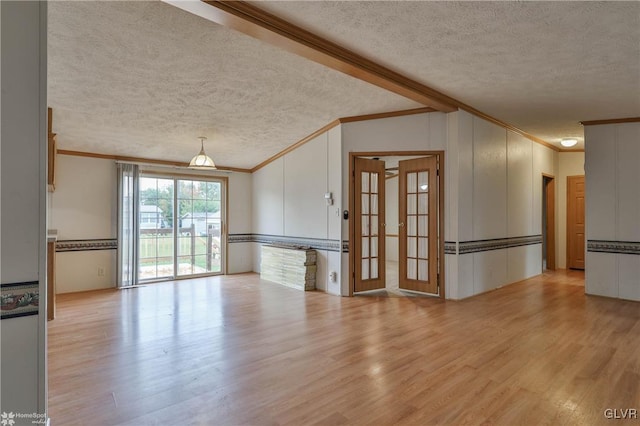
189,136,216,169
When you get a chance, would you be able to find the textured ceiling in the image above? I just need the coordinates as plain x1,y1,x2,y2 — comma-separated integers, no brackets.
47,1,421,169
252,1,640,149
49,2,640,165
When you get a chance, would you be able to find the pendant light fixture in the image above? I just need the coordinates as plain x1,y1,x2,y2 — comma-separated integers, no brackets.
188,136,216,169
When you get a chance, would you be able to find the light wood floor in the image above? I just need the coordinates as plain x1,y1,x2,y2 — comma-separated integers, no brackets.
48,270,639,426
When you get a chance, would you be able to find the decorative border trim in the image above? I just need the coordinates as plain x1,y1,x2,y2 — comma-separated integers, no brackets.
56,239,117,252
587,240,640,255
1,281,39,319
229,234,341,252
444,241,457,255
459,235,542,254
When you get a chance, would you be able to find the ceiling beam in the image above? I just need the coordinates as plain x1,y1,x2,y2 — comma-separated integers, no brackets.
164,0,558,151
580,117,640,126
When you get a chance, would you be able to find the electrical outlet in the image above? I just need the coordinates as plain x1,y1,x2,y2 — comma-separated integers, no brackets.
97,266,105,277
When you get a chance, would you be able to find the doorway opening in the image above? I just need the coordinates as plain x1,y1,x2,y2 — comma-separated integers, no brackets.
349,152,444,298
542,174,556,271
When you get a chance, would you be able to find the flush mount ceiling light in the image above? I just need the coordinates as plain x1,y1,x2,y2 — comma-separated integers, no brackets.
561,138,578,148
188,136,216,169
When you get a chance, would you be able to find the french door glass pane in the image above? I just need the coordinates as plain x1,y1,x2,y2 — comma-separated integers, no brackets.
361,172,370,193
361,194,370,214
407,216,417,236
362,259,370,280
418,259,428,280
418,237,428,258
371,258,378,279
418,194,428,214
407,258,417,280
371,173,378,193
407,194,417,215
408,172,417,192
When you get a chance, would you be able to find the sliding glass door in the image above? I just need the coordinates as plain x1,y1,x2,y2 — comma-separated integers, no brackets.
138,174,224,281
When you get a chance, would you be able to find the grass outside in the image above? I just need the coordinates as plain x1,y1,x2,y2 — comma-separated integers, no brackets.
139,234,221,276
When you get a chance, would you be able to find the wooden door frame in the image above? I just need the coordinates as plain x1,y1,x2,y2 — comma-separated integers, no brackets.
348,151,445,298
542,173,556,271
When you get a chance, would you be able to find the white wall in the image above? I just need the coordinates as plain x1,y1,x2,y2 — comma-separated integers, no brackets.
49,155,253,293
1,1,48,420
251,126,342,295
50,155,117,293
227,171,253,274
585,123,640,301
557,152,585,269
449,111,556,300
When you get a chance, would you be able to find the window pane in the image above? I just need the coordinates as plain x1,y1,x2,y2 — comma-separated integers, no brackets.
371,194,378,215
157,235,173,257
195,236,207,255
418,193,428,214
177,255,193,276
361,172,370,193
362,216,370,237
407,216,417,237
371,216,378,235
418,215,428,237
362,259,370,280
418,259,428,281
178,180,193,199
371,258,378,279
177,236,193,256
362,237,369,258
418,172,428,192
407,194,417,215
371,237,378,257
193,255,207,274
371,173,378,194
407,237,417,257
407,172,417,193
407,258,417,280
418,237,428,259
361,194,369,214
156,256,174,278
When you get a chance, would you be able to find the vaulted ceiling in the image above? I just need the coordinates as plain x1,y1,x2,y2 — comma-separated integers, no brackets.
48,1,640,170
